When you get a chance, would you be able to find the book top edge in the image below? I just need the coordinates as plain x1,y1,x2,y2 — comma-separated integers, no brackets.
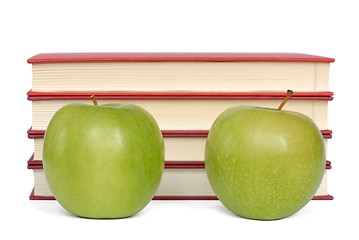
27,52,335,64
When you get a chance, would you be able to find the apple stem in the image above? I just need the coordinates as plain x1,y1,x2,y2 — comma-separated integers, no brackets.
277,90,293,111
91,95,98,105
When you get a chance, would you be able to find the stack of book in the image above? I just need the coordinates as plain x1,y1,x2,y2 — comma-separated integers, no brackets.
27,52,335,200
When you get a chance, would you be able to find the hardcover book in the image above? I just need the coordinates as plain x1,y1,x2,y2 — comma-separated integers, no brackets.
28,128,332,162
28,91,333,131
27,156,333,201
27,52,334,92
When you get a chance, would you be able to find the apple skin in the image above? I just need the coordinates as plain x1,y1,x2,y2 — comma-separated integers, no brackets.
205,106,326,220
43,103,164,218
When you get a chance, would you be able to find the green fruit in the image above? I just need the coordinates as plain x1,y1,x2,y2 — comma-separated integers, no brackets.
43,102,164,218
205,106,325,220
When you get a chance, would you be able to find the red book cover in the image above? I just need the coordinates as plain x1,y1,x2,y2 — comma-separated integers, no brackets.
27,128,333,139
27,155,332,170
29,190,333,201
28,52,335,64
27,90,334,101
27,155,207,169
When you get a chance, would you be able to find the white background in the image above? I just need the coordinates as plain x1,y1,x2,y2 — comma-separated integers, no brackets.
1,0,358,239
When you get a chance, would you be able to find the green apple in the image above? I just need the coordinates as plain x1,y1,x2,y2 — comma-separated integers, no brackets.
43,97,164,218
205,91,326,220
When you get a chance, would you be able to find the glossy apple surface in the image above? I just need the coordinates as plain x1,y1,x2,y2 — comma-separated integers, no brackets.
205,106,326,220
43,103,164,218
